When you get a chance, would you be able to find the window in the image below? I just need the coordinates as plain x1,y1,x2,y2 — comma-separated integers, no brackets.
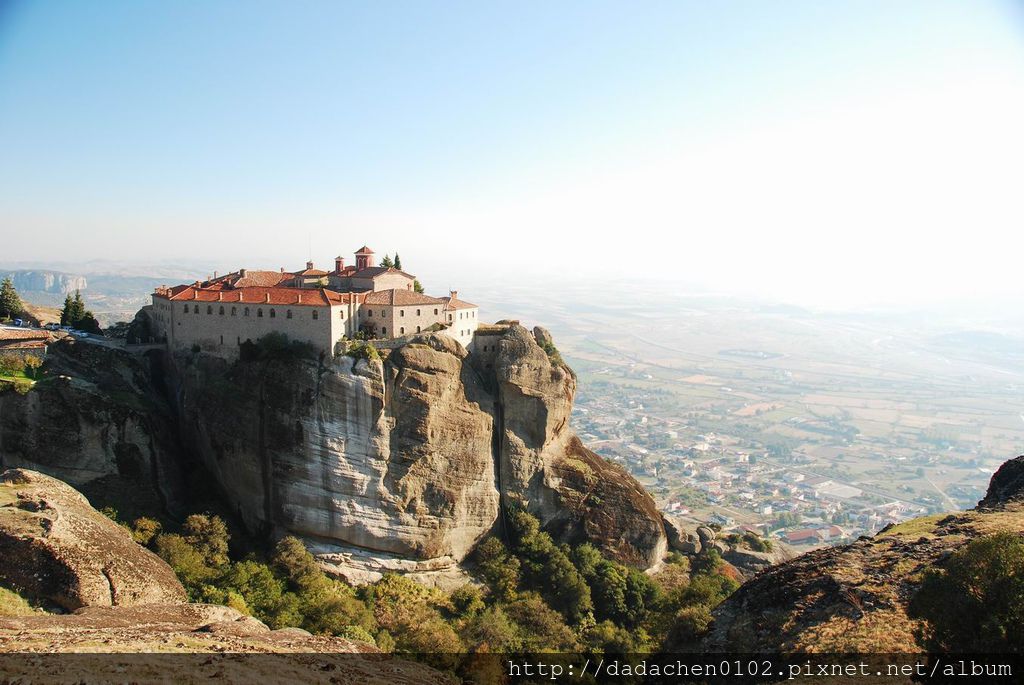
340,311,345,319
244,307,250,317
416,325,421,333
270,309,276,318
448,314,453,322
183,304,189,313
219,306,224,315
237,336,240,344
207,305,213,315
382,327,387,335
231,307,237,316
400,309,404,317
194,305,199,313
220,335,223,344
258,309,263,318
434,308,438,315
312,310,318,320
368,310,373,317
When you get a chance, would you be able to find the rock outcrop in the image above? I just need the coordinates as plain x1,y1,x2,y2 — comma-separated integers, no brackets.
169,325,666,577
976,454,1024,510
0,340,186,517
0,468,186,610
700,455,1024,653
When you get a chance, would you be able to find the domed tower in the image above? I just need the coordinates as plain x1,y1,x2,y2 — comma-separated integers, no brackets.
354,245,375,271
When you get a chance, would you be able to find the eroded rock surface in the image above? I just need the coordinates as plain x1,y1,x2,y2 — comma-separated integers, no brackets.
173,325,666,571
0,468,186,611
700,456,1024,653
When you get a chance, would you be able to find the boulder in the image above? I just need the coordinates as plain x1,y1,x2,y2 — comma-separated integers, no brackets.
663,515,701,554
977,455,1024,510
0,469,186,611
696,526,716,546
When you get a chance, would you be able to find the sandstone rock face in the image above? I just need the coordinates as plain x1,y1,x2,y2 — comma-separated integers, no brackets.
0,340,186,516
172,326,666,571
0,469,186,611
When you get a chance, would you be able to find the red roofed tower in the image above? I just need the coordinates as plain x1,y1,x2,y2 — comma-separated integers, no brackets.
355,246,375,270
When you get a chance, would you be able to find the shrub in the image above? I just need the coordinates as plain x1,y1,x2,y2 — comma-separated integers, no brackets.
909,532,1024,652
130,517,162,546
345,340,380,362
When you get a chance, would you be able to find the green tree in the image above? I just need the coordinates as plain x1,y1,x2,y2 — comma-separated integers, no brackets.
60,294,73,326
909,531,1024,652
181,514,230,568
474,537,520,601
0,277,23,320
380,255,394,268
393,253,402,270
413,279,424,294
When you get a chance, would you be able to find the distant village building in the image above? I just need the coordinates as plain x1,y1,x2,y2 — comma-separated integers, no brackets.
150,246,480,357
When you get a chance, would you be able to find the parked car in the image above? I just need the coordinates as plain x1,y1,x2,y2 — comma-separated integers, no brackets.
13,319,24,327
44,323,60,331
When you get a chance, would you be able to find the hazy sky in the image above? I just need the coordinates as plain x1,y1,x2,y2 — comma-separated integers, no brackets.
2,1,1023,307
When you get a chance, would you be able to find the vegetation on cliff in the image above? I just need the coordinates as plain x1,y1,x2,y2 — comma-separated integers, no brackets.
106,506,736,669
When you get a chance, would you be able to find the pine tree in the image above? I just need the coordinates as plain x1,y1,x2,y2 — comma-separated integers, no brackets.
60,294,73,326
413,279,425,294
63,289,87,327
0,277,23,320
393,253,402,270
380,255,395,268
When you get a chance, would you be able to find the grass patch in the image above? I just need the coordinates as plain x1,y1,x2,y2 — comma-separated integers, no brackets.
0,586,42,617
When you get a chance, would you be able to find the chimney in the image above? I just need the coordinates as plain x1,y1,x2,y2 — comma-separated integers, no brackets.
265,293,271,303
335,256,344,272
214,271,218,279
306,260,314,270
218,292,223,301
280,267,285,273
239,268,247,278
450,290,458,300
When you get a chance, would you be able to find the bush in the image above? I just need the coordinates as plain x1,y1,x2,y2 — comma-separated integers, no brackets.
130,517,162,546
909,532,1024,652
345,340,380,362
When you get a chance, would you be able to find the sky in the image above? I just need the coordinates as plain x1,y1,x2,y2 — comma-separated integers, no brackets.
1,1,1023,308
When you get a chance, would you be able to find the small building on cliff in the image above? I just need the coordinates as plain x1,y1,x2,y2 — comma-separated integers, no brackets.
149,246,479,357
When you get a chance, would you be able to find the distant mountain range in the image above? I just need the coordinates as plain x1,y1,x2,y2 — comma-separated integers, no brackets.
1,270,87,295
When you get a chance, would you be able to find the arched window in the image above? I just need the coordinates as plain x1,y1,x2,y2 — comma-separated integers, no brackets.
434,308,438,315
194,305,199,313
399,309,404,317
416,326,421,333
257,308,263,318
382,327,387,335
219,306,224,315
312,310,319,320
207,305,213,315
286,310,292,319
416,309,421,316
231,307,236,316
339,311,345,320
244,307,250,317
183,304,189,313
400,326,405,334
270,309,276,318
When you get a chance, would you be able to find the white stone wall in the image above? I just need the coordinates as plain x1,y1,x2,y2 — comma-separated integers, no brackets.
442,307,480,348
155,295,343,357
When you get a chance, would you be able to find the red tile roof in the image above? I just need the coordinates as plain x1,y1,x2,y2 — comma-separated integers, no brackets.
355,246,375,254
204,270,291,289
362,289,444,306
158,286,360,307
350,266,415,280
293,268,329,277
0,329,51,342
441,296,477,310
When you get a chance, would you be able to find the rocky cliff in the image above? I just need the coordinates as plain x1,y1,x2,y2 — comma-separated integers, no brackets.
0,340,186,519
0,326,666,583
170,325,665,582
700,455,1024,653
